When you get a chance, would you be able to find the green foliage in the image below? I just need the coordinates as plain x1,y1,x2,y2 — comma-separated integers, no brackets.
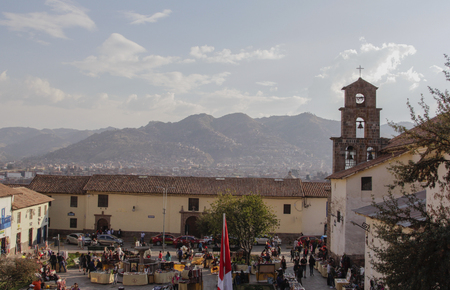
0,257,40,290
197,191,279,264
371,55,450,289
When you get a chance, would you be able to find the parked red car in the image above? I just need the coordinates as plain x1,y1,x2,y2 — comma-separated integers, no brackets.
173,235,203,247
151,234,176,246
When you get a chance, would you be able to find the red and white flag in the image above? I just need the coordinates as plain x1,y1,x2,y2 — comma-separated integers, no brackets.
218,214,232,290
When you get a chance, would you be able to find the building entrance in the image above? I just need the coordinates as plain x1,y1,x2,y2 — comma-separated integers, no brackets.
185,216,200,237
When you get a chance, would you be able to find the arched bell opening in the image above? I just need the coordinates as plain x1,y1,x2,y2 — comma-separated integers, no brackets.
345,146,356,169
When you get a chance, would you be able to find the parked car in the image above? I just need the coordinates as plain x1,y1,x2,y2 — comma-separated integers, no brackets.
202,236,213,245
97,234,123,246
254,235,282,245
173,235,203,246
297,235,320,246
66,233,92,246
151,234,176,246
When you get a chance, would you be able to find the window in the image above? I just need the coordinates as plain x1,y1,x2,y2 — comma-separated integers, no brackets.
44,205,47,215
17,212,21,223
48,218,51,227
70,218,77,228
1,208,4,217
98,195,109,208
70,196,78,207
361,177,372,191
337,211,341,222
188,198,199,211
283,204,291,214
48,196,52,206
38,207,41,217
29,209,33,220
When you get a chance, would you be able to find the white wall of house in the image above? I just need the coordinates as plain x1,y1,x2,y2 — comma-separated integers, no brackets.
330,152,415,257
10,203,50,255
0,195,12,254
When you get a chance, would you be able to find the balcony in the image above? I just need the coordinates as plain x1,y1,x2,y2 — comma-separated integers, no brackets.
0,216,11,230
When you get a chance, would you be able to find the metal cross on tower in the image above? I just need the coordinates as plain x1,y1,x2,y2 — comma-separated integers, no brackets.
356,65,364,77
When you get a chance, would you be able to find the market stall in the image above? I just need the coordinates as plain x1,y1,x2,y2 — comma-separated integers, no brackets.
90,271,114,284
256,264,276,282
154,270,177,284
179,266,203,290
122,272,148,286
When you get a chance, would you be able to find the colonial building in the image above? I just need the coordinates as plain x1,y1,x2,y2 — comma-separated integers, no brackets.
27,174,330,241
0,183,53,255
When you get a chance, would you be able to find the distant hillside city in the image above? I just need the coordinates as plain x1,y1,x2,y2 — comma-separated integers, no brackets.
0,113,410,184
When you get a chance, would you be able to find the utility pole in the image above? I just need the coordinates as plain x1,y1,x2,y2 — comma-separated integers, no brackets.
156,186,175,252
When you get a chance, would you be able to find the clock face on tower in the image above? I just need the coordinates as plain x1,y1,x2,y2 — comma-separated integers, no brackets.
356,93,365,104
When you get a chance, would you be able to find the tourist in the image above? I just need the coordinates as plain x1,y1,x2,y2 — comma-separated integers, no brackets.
300,255,307,278
165,251,171,261
281,256,287,273
309,255,316,276
79,254,85,272
140,232,145,244
71,283,80,290
50,252,57,270
158,251,163,260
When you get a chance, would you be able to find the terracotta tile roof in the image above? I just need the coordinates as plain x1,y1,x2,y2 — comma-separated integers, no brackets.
27,174,330,198
27,175,91,194
85,175,307,197
11,187,54,210
301,181,331,197
326,150,406,180
0,183,20,197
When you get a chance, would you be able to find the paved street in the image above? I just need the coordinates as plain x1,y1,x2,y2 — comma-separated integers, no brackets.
34,242,333,290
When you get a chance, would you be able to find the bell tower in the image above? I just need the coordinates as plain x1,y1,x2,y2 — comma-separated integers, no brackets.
331,77,389,173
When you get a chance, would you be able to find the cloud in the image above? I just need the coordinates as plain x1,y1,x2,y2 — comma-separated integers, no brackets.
69,33,177,78
190,45,285,64
0,0,96,39
256,81,277,86
0,71,8,82
141,72,230,94
69,33,231,93
199,88,310,118
124,93,205,115
256,81,278,92
124,9,172,25
314,40,421,100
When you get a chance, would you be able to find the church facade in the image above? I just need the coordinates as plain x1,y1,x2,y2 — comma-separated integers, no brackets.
327,77,399,264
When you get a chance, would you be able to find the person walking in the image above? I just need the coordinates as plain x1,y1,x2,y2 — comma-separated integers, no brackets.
50,252,57,270
309,255,316,276
281,256,287,274
300,255,307,279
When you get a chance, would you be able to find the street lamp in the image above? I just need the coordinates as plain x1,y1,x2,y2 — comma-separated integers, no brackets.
156,186,175,252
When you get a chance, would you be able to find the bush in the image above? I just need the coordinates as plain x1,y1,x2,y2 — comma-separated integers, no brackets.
0,256,39,290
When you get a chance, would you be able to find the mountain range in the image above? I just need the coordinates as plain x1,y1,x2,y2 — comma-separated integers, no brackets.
0,113,412,176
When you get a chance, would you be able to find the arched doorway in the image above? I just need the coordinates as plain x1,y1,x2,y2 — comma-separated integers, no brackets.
185,216,200,238
97,218,109,232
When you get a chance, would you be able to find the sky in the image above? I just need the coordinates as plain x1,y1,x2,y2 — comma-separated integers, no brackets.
0,0,449,130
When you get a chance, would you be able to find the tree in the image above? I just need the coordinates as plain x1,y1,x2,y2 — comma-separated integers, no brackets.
197,192,279,264
370,55,450,289
0,256,39,290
